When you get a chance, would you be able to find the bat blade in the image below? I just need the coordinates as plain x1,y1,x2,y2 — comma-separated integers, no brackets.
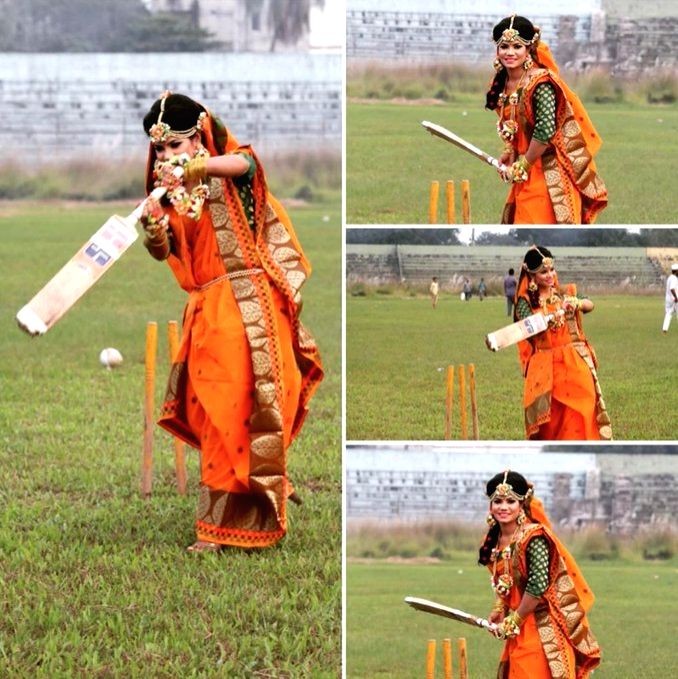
485,312,552,351
15,180,174,337
404,597,495,632
421,120,506,172
16,214,138,336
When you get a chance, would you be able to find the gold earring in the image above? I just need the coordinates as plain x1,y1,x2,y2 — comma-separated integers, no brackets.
493,57,503,73
528,281,538,292
516,510,527,525
523,56,534,71
486,513,497,527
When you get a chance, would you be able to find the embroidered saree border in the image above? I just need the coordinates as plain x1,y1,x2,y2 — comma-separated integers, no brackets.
197,175,287,546
511,524,601,678
520,70,607,224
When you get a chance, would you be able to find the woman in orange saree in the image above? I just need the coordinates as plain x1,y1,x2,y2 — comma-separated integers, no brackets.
480,470,601,679
486,15,607,224
139,92,323,552
514,245,611,440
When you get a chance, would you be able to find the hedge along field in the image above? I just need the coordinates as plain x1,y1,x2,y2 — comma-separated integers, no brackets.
346,292,678,440
346,557,677,679
346,101,678,224
0,200,341,676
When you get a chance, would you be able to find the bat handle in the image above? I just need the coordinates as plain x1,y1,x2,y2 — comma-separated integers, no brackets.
128,188,166,224
488,157,510,181
128,166,184,224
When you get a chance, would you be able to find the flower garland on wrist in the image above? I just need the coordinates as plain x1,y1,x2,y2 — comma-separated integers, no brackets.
153,146,211,220
509,155,532,183
140,197,170,240
500,610,523,638
563,295,582,315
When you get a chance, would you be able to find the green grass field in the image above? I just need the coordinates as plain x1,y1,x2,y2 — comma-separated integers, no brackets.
0,200,341,676
346,101,678,224
346,292,677,440
346,556,678,678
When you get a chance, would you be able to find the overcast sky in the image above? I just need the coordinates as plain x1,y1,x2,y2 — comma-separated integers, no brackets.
310,0,344,50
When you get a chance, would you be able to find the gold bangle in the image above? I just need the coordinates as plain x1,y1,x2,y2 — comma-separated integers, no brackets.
184,156,207,183
518,155,532,171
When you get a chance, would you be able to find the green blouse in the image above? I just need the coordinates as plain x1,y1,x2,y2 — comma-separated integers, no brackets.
532,82,557,144
233,153,257,230
516,296,532,320
525,536,550,597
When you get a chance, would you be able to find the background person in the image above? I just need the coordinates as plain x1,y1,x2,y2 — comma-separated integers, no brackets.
139,92,324,552
514,245,611,440
486,15,607,224
480,470,600,678
463,277,472,301
504,267,517,316
662,263,678,333
429,276,440,308
478,277,487,301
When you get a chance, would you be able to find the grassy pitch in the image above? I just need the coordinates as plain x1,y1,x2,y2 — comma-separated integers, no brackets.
0,200,340,676
346,556,677,678
346,101,678,224
347,292,677,440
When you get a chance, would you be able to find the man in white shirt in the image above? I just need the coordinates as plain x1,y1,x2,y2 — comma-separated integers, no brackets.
662,263,678,333
429,276,440,308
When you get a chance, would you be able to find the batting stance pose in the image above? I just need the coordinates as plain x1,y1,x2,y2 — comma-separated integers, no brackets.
487,15,607,224
479,470,601,678
139,92,323,552
512,245,611,440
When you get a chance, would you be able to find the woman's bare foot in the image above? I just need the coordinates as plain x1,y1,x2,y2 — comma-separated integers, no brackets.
186,540,223,553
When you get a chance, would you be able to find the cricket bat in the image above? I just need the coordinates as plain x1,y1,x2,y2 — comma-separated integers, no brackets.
404,597,497,633
16,179,177,336
485,310,564,351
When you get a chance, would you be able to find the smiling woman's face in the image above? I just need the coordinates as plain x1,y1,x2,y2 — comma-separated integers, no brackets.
497,41,528,70
491,496,521,524
532,264,556,291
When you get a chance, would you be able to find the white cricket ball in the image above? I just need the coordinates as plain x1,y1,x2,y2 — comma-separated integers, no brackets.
99,347,123,368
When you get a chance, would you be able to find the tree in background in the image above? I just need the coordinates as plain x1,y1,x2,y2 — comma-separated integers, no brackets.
346,229,461,245
507,228,644,247
639,228,678,247
266,0,324,52
0,0,216,52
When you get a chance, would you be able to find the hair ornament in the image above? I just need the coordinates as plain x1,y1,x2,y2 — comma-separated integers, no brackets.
495,14,541,46
488,469,533,502
148,92,207,144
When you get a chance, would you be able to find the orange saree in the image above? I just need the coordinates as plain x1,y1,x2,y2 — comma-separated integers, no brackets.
499,45,607,225
147,118,323,548
490,522,601,679
516,284,611,440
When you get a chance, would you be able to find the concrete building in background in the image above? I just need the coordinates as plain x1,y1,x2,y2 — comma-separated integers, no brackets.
346,444,678,533
0,52,341,162
347,0,678,72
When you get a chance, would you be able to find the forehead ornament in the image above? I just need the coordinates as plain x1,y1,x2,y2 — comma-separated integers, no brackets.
148,90,207,144
488,469,532,502
495,14,540,46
